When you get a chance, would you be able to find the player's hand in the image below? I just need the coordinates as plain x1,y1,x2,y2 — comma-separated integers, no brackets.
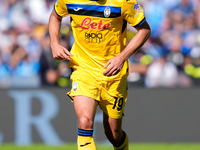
103,56,125,76
51,43,72,60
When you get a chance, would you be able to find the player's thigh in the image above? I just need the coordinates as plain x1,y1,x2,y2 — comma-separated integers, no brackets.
74,96,99,122
68,73,100,121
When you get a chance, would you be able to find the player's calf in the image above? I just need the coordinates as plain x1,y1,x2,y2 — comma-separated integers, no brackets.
112,131,129,150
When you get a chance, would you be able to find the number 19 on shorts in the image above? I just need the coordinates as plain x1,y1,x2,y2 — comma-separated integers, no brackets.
112,97,124,111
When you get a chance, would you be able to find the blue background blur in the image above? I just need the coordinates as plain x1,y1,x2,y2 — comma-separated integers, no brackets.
0,0,200,88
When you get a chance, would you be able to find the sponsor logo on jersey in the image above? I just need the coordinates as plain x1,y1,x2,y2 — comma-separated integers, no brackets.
85,32,102,44
79,17,111,30
73,81,78,91
133,3,140,10
104,7,111,18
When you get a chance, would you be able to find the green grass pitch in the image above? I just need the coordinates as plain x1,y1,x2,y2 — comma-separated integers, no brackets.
1,143,200,150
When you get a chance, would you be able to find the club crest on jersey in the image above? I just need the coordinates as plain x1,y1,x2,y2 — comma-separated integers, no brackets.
104,7,111,18
73,81,78,91
133,3,140,10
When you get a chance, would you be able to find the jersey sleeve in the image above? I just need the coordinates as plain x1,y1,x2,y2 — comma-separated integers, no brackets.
122,0,146,28
54,0,69,17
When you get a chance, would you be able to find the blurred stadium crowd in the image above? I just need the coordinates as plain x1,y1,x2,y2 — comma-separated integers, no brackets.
0,0,200,88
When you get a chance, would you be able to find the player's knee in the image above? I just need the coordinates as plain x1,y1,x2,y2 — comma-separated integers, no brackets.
78,117,94,129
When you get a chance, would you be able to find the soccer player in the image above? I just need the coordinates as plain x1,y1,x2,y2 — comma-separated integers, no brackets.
49,0,151,149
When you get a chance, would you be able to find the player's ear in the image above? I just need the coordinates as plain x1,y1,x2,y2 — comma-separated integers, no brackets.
135,21,151,31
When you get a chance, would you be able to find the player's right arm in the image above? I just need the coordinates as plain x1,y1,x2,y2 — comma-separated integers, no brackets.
49,7,72,60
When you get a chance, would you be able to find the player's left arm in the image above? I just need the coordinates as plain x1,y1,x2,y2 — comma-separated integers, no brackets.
120,20,151,61
103,21,151,76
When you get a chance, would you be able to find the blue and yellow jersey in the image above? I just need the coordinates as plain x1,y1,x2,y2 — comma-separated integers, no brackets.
54,0,145,81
